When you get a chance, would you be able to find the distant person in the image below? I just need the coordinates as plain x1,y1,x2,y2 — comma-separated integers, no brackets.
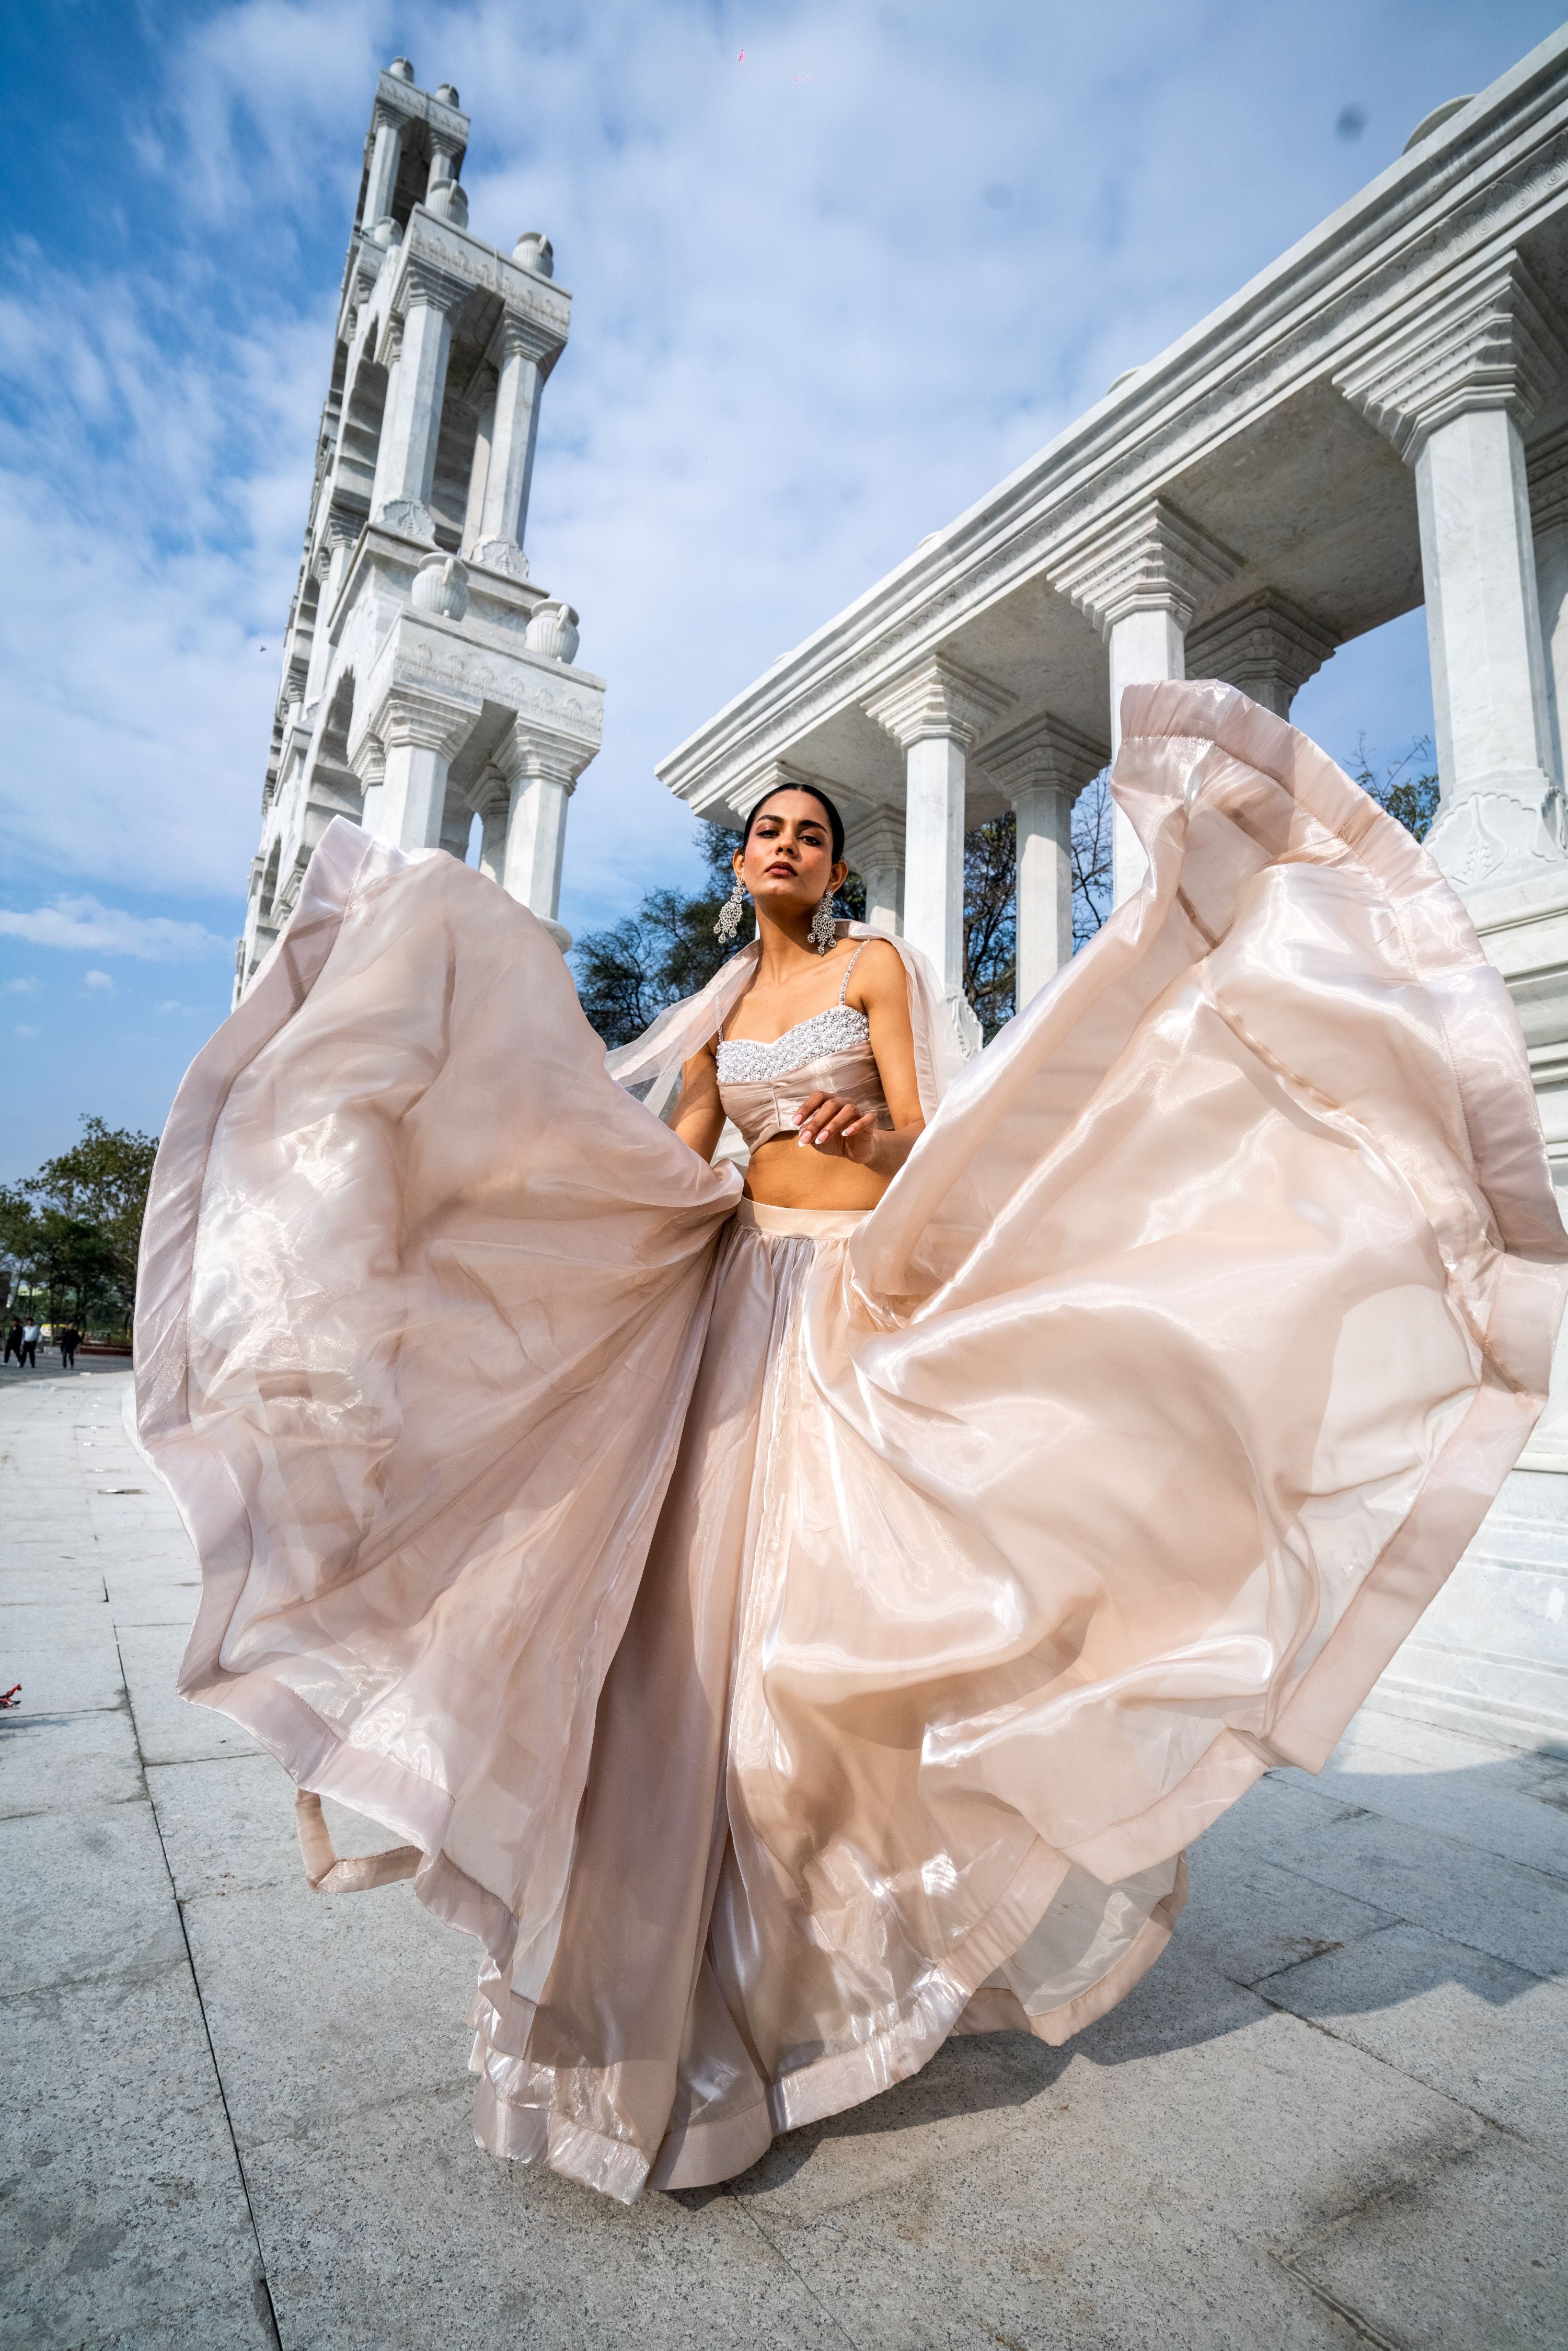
2,1321,20,1365
20,1319,40,1369
59,1324,79,1372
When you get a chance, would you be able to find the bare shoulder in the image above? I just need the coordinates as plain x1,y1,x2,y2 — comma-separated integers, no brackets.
848,937,910,1010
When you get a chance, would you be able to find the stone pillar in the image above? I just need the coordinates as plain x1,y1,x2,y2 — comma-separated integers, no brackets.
494,725,594,949
979,712,1108,1007
462,377,497,554
864,656,1012,1002
843,808,905,936
1528,425,1568,804
1336,253,1568,892
300,516,358,713
350,734,386,834
468,311,552,580
1049,499,1238,905
362,105,403,230
372,261,466,542
428,131,461,192
1185,592,1341,719
367,689,477,850
475,776,510,883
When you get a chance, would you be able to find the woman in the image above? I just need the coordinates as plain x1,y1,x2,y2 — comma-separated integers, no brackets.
135,680,1567,2203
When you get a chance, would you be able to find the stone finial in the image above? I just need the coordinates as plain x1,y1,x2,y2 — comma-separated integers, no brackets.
525,600,581,663
1335,251,1568,463
514,233,555,280
412,552,471,621
863,653,1013,751
1185,593,1341,719
372,216,402,248
1047,499,1239,639
435,83,459,105
426,180,469,228
388,57,414,82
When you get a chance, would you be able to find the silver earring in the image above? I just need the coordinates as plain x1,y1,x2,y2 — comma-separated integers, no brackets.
810,894,836,954
714,875,746,943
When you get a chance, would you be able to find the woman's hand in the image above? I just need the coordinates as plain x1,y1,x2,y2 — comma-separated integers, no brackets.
794,1092,884,1164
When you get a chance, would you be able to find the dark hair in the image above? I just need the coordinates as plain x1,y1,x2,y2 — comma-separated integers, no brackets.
742,781,845,865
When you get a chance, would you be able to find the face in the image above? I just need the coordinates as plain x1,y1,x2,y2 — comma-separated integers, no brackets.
736,790,847,920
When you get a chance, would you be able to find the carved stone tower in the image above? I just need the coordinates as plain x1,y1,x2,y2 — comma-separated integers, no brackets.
237,56,604,999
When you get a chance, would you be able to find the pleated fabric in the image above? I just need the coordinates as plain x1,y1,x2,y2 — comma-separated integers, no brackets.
135,680,1568,2200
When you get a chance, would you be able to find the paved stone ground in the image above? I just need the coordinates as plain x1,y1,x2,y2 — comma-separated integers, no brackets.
3,1362,1567,2351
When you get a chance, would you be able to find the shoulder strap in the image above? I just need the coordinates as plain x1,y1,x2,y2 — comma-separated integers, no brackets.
838,940,869,1003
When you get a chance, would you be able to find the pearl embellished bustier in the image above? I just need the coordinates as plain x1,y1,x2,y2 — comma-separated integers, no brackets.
716,946,893,1152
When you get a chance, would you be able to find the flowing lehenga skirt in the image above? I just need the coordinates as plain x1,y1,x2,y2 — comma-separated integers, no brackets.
135,682,1568,2202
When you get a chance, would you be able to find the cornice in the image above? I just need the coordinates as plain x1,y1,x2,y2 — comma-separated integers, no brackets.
1185,591,1341,699
1046,499,1238,637
977,710,1109,798
863,653,1014,750
657,28,1568,808
1334,250,1568,458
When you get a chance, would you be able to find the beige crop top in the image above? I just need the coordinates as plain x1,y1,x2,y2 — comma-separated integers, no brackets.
716,942,893,1153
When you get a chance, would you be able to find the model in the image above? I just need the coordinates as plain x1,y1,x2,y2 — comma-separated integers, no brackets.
134,679,1568,2202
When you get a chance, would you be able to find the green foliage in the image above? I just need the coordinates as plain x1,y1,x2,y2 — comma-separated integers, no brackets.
1,1116,159,1333
1351,735,1440,842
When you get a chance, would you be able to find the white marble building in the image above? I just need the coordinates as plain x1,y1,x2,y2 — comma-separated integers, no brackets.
658,33,1568,1747
237,59,603,997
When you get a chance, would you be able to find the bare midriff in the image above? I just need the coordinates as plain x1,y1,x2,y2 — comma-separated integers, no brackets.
741,1133,892,1210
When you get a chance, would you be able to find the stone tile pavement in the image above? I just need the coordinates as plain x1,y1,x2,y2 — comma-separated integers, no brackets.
3,1361,1566,2349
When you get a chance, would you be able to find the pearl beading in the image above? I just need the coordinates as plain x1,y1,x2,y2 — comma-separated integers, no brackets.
716,1005,871,1084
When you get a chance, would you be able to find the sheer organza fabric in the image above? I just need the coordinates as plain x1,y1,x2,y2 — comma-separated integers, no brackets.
135,681,1567,2202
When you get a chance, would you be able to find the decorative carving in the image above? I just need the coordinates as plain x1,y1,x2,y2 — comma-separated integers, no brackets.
499,307,561,364
411,551,471,620
524,600,580,663
1185,592,1341,717
373,495,437,543
977,710,1109,800
466,536,531,582
1047,498,1239,638
863,654,1013,750
1335,251,1568,460
399,253,472,316
492,720,593,793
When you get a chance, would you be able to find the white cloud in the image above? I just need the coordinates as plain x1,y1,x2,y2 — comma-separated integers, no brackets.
3,976,39,994
82,970,116,994
14,1024,39,1038
0,898,227,960
0,0,1545,960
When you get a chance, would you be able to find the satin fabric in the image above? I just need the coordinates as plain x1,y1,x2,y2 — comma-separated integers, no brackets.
134,680,1568,2204
718,1036,894,1154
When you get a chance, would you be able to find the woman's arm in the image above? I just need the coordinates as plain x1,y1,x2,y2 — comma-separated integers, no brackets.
795,940,927,1174
670,1041,726,1161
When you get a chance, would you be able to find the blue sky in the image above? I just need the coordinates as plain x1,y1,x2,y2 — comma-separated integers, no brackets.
2,0,1561,1180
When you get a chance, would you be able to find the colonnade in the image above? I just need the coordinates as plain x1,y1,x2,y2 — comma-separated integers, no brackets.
839,246,1568,1025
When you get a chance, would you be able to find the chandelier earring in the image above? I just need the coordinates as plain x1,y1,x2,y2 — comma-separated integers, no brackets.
810,894,837,954
713,873,747,943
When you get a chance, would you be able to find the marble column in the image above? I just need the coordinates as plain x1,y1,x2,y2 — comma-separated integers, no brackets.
366,688,477,850
979,712,1108,1007
372,260,466,543
1185,592,1341,719
462,375,497,554
362,105,403,231
1528,424,1568,810
350,733,386,834
494,724,593,949
475,772,510,883
864,656,1012,1036
300,516,358,714
843,807,905,936
1337,252,1568,892
1049,499,1238,905
468,309,553,580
